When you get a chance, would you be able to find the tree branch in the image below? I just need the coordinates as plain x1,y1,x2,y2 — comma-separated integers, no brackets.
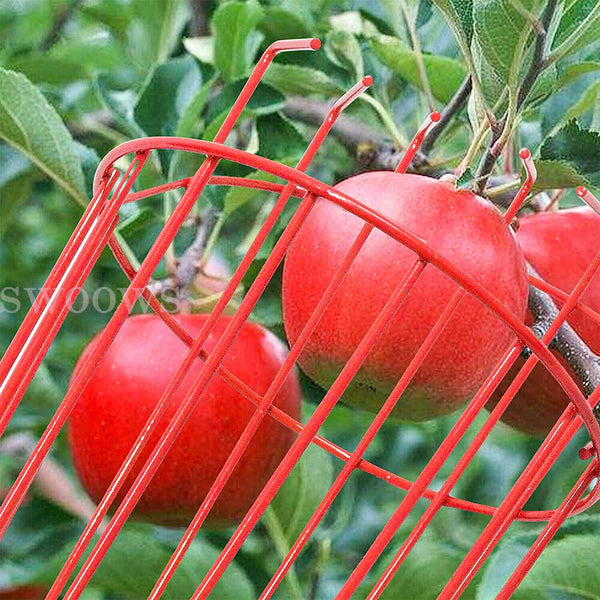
527,265,600,416
189,0,210,37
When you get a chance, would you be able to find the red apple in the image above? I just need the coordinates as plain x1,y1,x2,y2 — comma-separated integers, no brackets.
488,207,600,436
68,314,301,527
282,171,528,420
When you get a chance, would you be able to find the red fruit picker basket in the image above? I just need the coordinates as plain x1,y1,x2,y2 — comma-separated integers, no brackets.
1,38,600,599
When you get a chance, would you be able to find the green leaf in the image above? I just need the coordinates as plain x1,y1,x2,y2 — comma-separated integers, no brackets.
529,159,591,194
75,142,101,198
0,143,30,189
94,75,145,138
257,113,306,162
0,69,86,205
49,38,128,73
540,120,600,180
206,81,284,123
134,56,202,138
212,0,265,82
0,173,33,235
4,56,88,85
511,535,600,600
262,64,345,98
476,532,538,599
259,6,311,43
127,0,190,70
371,35,468,102
552,0,600,57
175,77,216,138
473,0,542,85
36,526,254,600
325,30,364,80
365,540,478,600
432,0,474,48
117,207,159,240
183,36,214,64
478,516,600,599
268,443,333,543
557,62,600,89
80,1,133,43
551,81,600,133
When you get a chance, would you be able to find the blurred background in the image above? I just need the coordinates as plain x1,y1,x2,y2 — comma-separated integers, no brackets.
1,0,600,598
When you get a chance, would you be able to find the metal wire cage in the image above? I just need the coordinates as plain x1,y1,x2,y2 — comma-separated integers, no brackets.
1,38,600,599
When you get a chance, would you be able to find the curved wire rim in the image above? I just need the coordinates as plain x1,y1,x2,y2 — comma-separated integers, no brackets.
95,136,600,521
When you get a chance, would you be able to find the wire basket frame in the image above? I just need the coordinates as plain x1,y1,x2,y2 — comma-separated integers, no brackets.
0,37,599,599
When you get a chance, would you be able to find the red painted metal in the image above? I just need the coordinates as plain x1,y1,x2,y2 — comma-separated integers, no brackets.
0,39,599,600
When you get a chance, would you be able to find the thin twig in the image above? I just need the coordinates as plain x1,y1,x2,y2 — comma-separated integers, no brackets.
38,0,84,51
149,204,222,296
474,0,558,193
419,76,473,156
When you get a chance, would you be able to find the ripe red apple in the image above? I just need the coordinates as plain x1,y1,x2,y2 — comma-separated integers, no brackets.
488,207,600,436
68,314,301,527
282,171,528,420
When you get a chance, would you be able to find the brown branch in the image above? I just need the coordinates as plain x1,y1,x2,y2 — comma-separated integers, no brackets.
526,266,600,417
0,433,107,531
283,97,438,173
419,76,473,156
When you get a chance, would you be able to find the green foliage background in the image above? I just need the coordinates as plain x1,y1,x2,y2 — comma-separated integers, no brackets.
1,0,600,598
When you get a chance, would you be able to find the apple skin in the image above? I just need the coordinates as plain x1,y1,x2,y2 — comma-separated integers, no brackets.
67,314,301,527
282,171,528,421
487,207,600,436
0,586,48,600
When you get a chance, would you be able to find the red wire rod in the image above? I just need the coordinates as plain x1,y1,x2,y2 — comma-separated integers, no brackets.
123,175,307,204
395,111,441,173
0,167,118,398
577,186,600,216
110,240,587,529
331,150,534,598
528,275,600,326
365,315,600,597
256,141,531,600
46,40,322,600
436,319,600,595
437,396,600,599
0,158,137,433
0,154,149,540
53,75,372,600
497,457,599,599
490,186,600,598
90,137,600,462
65,76,373,600
505,148,536,222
